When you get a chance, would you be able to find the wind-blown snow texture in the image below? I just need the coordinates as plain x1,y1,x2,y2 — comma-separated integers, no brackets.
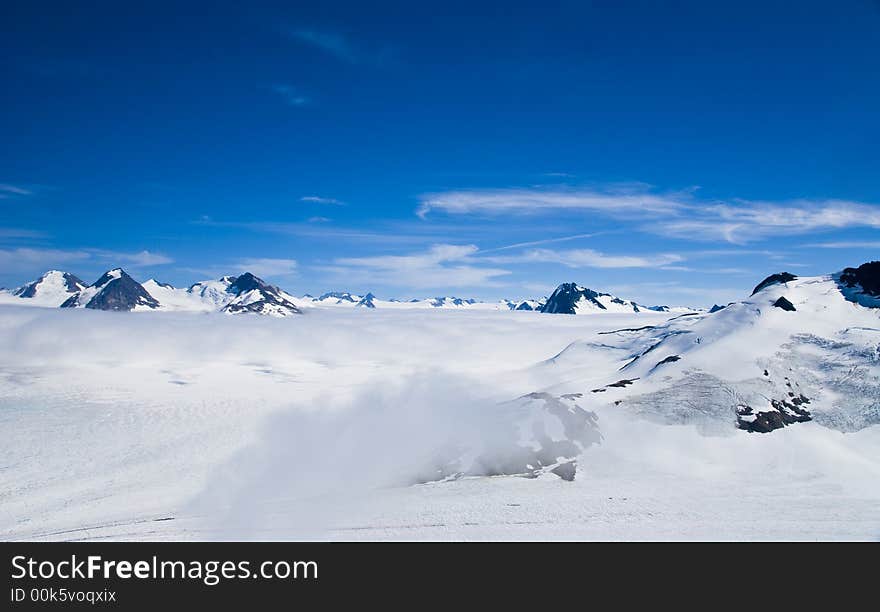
0,268,878,540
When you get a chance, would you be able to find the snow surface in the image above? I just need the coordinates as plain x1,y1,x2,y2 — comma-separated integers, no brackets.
0,270,86,307
142,280,216,312
0,278,878,541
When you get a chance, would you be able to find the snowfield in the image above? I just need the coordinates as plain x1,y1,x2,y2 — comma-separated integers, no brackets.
1,276,879,541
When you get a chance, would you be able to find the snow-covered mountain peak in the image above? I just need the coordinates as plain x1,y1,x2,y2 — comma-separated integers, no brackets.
143,279,174,290
356,292,377,308
316,291,360,305
565,266,880,435
220,272,302,317
62,268,159,311
12,270,87,305
540,282,656,314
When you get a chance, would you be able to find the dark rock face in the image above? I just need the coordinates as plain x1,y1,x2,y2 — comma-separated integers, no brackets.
15,271,86,298
356,293,377,308
708,304,726,313
515,301,534,311
839,261,880,296
655,355,681,366
592,378,639,392
751,272,797,296
773,296,796,311
64,269,160,311
429,296,476,307
736,394,812,433
221,272,301,315
540,283,604,314
226,272,265,295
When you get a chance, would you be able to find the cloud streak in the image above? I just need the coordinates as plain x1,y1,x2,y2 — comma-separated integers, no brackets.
286,29,394,67
232,258,298,278
0,248,173,279
325,244,510,289
418,186,880,244
417,187,686,219
271,84,309,107
301,196,343,205
0,184,33,199
654,200,880,243
486,248,684,269
802,240,880,249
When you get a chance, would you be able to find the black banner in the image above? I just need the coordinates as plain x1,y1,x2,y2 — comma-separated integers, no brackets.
1,542,874,608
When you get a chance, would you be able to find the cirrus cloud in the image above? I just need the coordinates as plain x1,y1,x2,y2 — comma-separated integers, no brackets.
323,244,511,289
417,185,880,244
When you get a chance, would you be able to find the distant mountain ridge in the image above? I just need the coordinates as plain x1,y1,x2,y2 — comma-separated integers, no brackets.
5,270,703,316
539,282,677,315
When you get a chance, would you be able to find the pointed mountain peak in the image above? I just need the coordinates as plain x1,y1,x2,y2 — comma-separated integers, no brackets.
227,272,269,296
61,268,159,311
14,270,87,300
540,282,649,314
220,273,301,316
356,292,377,308
144,279,174,289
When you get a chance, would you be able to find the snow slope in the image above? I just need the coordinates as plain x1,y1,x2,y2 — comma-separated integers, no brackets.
0,272,878,540
0,270,87,307
536,273,880,434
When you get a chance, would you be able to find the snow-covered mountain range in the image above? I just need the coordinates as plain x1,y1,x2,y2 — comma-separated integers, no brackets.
538,263,880,436
1,269,703,316
2,261,879,540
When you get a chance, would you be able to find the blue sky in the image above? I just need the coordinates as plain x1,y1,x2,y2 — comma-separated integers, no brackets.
2,0,879,306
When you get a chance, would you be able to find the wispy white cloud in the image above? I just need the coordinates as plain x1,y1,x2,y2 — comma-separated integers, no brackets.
271,84,309,106
0,247,91,270
803,240,880,249
286,29,394,67
0,184,33,199
485,248,684,269
301,196,343,205
419,186,880,244
307,216,331,223
113,250,174,266
653,200,880,243
324,244,510,289
86,249,174,266
0,248,173,279
288,29,359,63
0,227,48,239
417,187,686,219
480,232,605,253
180,258,298,283
194,218,455,244
232,258,298,278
